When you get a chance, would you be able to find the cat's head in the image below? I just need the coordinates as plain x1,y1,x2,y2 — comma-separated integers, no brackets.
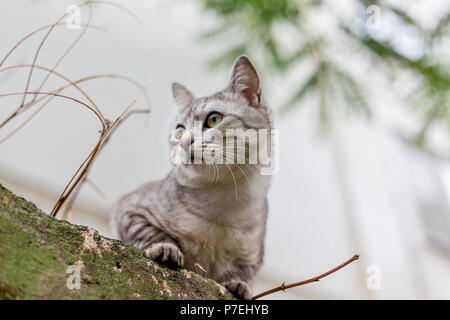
169,55,273,185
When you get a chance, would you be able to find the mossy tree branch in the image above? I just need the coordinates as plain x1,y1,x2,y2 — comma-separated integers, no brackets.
0,184,234,300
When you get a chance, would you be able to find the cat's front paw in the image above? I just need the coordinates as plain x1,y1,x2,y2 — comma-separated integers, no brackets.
221,279,252,300
145,242,184,268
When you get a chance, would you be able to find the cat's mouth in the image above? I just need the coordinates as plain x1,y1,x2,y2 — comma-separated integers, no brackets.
187,147,202,165
188,144,214,164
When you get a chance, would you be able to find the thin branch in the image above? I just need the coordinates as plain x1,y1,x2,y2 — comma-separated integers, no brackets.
0,91,105,125
252,253,360,300
0,0,141,130
194,263,207,274
0,23,104,68
16,6,71,117
86,178,113,205
0,68,150,143
61,108,150,220
27,7,96,116
50,87,147,217
1,64,104,117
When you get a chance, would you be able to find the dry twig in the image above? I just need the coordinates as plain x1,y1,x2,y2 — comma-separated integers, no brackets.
252,253,360,300
0,2,149,219
0,0,141,130
194,263,207,274
50,87,147,217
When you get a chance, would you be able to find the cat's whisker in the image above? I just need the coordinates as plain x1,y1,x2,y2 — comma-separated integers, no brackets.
221,151,246,165
213,163,218,184
232,163,253,198
207,163,216,184
212,162,219,184
217,152,256,196
224,163,239,200
216,150,258,173
224,155,257,180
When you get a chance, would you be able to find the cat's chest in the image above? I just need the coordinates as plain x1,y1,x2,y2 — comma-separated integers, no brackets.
161,192,267,280
174,205,258,247
167,198,264,257
173,207,263,278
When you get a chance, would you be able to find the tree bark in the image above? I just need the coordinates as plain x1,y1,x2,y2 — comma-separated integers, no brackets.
0,183,234,300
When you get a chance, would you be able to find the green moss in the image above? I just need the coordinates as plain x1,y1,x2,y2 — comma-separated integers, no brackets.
0,184,235,300
0,214,65,299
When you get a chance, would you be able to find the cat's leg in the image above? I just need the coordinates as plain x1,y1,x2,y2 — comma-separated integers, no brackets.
145,241,184,267
116,209,184,268
221,278,252,300
219,261,262,300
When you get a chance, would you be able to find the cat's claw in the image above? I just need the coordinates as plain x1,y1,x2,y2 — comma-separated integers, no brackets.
221,279,252,300
146,242,184,268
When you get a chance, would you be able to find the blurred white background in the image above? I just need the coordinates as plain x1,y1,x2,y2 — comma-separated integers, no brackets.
1,0,450,299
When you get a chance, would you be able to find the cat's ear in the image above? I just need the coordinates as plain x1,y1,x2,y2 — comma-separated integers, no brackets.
228,55,261,107
172,82,194,109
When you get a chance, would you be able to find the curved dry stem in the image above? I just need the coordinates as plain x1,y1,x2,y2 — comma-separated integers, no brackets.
61,108,149,220
0,99,47,144
0,23,105,68
61,175,112,222
252,254,360,300
0,67,150,143
1,0,141,129
66,73,151,109
0,91,105,128
16,7,73,115
51,87,147,217
27,7,95,115
1,1,145,217
1,64,103,119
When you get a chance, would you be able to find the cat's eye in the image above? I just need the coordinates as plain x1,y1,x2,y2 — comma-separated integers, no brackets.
205,112,223,128
175,125,185,139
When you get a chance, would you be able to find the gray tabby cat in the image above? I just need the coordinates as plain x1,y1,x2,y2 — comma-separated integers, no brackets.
112,55,273,299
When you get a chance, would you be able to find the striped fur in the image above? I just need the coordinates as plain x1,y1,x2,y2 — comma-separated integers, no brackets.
112,56,273,299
